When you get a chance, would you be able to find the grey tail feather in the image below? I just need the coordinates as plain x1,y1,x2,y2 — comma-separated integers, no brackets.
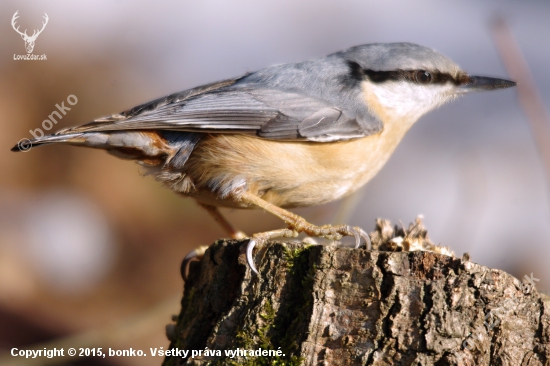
11,133,83,152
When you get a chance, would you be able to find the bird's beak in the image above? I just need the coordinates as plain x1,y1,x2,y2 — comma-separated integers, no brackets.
456,75,516,94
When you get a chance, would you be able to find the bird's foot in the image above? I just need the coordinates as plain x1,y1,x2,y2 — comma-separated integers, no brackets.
245,220,371,275
290,218,371,250
246,228,299,274
232,230,247,239
180,245,209,281
180,226,247,282
238,192,371,274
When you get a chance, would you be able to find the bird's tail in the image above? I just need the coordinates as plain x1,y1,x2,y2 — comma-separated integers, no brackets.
11,129,201,171
12,129,171,163
12,132,87,152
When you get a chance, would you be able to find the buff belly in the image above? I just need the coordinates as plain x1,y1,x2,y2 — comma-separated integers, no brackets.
182,126,407,209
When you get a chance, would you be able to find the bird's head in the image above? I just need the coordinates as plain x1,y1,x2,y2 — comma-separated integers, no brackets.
341,43,516,123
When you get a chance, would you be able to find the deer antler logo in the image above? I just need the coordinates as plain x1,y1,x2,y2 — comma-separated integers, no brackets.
12,11,49,54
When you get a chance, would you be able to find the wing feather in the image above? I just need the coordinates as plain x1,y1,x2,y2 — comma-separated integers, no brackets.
57,76,381,142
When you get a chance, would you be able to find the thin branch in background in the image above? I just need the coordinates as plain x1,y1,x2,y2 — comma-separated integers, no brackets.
491,16,550,208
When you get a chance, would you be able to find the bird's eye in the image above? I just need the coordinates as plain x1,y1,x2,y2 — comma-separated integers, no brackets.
415,70,432,84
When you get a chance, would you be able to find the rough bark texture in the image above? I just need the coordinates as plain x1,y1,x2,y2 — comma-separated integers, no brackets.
164,220,550,366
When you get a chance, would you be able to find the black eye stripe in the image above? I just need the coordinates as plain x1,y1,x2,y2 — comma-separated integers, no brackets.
353,66,467,86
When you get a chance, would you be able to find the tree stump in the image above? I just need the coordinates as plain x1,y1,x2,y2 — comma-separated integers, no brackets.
164,219,550,365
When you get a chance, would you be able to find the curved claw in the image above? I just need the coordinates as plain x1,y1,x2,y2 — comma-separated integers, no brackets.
180,245,208,281
246,239,259,275
348,226,361,249
356,227,372,250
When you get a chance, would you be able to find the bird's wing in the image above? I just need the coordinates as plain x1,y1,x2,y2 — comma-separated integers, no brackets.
59,78,382,142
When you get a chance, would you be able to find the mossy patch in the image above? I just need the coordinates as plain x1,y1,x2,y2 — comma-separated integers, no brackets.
219,243,317,365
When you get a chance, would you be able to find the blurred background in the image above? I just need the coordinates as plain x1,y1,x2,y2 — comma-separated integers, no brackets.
0,0,549,365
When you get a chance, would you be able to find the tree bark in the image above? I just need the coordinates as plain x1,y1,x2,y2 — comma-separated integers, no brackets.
164,219,550,365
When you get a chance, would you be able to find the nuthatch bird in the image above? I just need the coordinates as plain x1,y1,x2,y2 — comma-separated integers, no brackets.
12,43,516,275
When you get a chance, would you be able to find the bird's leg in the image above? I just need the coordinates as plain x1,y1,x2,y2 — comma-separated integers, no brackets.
181,203,247,281
198,203,247,239
240,192,371,247
239,191,371,274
